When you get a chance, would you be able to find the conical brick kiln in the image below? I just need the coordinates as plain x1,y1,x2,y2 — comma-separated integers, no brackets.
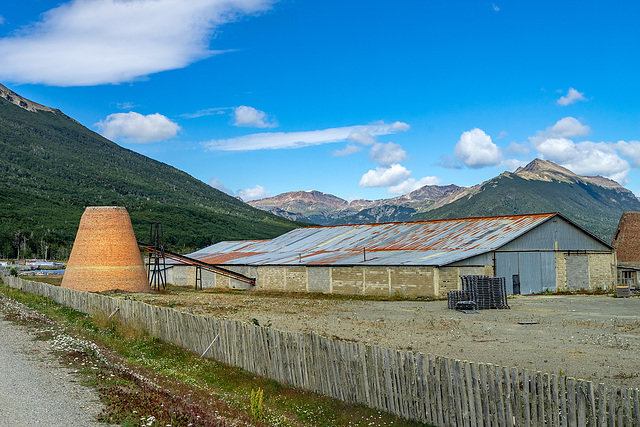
61,206,149,292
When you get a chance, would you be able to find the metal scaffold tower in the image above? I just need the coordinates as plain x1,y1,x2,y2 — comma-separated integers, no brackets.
147,222,166,291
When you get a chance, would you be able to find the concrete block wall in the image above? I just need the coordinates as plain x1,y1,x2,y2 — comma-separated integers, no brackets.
389,267,435,297
555,251,568,291
588,252,616,290
555,251,615,291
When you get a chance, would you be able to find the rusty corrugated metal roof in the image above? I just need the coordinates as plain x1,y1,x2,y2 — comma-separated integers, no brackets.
186,213,560,267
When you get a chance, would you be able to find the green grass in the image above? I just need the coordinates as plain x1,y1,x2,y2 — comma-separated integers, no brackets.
0,284,431,427
20,274,63,286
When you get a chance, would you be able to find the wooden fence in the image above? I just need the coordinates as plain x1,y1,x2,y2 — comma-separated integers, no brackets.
4,276,639,426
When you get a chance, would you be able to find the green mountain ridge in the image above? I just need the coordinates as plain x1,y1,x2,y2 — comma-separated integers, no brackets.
249,158,640,243
0,91,302,259
413,170,640,242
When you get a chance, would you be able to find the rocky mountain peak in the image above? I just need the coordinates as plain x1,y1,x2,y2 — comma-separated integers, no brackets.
0,83,56,113
249,190,348,209
513,158,624,191
514,158,576,177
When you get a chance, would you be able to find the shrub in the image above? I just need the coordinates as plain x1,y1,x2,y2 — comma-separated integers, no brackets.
250,387,264,421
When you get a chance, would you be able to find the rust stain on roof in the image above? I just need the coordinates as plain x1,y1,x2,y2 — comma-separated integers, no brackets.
185,213,559,267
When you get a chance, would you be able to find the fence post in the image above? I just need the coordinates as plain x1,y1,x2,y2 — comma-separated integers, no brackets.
4,278,640,427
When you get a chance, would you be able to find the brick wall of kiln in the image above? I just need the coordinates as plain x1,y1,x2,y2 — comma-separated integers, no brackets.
61,206,149,292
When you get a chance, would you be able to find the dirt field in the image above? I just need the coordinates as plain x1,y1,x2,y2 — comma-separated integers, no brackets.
113,289,639,389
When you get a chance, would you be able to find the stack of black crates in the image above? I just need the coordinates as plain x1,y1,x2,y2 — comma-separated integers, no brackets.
447,275,510,311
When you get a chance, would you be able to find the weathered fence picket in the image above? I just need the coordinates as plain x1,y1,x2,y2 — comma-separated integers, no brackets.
4,276,639,427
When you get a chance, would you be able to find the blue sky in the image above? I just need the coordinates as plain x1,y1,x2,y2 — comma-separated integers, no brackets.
1,0,639,202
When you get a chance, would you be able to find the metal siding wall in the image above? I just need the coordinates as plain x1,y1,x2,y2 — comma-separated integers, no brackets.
540,252,556,291
499,217,610,252
495,252,519,293
518,252,543,294
449,252,493,266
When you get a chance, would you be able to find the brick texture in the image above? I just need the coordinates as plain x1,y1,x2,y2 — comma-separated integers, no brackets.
61,206,149,292
612,211,640,267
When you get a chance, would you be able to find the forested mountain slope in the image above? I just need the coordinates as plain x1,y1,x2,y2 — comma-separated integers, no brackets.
0,88,301,259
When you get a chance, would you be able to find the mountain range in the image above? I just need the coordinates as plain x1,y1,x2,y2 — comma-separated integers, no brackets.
2,81,636,260
249,159,640,242
0,84,302,259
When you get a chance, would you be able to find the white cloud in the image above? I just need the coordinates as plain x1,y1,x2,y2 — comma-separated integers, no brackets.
347,121,410,146
369,142,407,166
501,159,529,172
96,112,180,143
115,102,137,110
527,118,632,184
237,185,270,201
388,176,442,194
559,143,629,183
182,107,230,119
333,144,364,157
233,105,277,128
359,164,411,187
453,128,502,168
557,88,587,106
209,177,234,196
531,137,576,163
543,116,591,139
492,3,500,12
204,121,410,151
0,0,274,86
616,140,640,168
532,138,630,184
0,16,6,25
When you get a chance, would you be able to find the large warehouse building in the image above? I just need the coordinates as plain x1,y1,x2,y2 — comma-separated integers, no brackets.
168,213,616,296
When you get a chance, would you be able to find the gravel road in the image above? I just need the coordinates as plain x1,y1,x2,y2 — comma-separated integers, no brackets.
0,317,108,426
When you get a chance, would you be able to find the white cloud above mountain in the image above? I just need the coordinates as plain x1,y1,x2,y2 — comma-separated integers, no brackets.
534,116,591,140
454,128,502,168
388,176,441,194
0,0,275,86
204,121,409,151
359,164,411,187
549,141,629,184
369,142,407,166
96,112,180,143
209,177,234,196
524,117,630,184
615,141,640,168
238,185,270,201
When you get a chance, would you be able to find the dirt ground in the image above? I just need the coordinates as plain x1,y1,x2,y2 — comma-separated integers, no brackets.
115,289,640,389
